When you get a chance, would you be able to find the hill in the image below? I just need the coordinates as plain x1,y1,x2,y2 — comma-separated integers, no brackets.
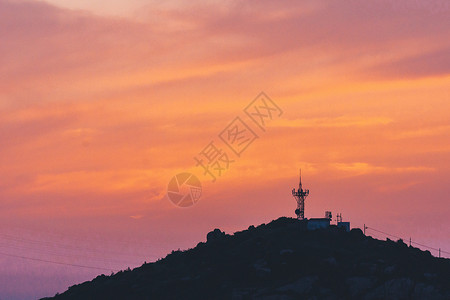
43,217,450,299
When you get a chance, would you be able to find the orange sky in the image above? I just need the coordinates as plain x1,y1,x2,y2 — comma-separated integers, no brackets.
1,0,449,298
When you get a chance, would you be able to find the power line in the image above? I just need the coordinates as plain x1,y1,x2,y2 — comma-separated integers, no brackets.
0,242,136,266
0,227,165,263
0,232,153,259
366,226,404,241
0,226,168,272
0,234,147,266
365,225,450,257
410,240,439,252
1,224,171,253
0,250,120,272
0,229,164,272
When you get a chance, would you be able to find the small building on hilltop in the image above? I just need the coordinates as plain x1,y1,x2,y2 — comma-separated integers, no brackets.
307,211,332,230
337,222,350,232
307,218,331,230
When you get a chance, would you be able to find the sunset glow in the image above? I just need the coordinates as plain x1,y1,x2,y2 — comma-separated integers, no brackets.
1,0,449,298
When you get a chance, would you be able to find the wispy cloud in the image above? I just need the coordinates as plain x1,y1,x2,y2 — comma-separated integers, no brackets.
331,163,435,177
390,125,450,139
130,214,144,219
273,116,393,128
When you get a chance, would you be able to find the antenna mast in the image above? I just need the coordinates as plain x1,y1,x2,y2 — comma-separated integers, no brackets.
292,169,310,220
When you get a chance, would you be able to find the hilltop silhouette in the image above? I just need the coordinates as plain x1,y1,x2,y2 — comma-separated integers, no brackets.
43,217,450,299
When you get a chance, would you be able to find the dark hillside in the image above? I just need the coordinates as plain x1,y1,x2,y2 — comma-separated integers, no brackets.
43,217,450,300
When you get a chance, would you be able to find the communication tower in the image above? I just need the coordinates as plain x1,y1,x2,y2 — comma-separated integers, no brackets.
292,169,309,220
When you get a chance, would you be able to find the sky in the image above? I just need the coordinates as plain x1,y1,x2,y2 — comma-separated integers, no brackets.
1,0,450,298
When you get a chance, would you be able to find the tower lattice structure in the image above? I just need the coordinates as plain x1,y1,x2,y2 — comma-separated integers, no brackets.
292,169,309,220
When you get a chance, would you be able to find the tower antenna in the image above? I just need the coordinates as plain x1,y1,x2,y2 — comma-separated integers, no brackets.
299,169,302,190
292,169,310,220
